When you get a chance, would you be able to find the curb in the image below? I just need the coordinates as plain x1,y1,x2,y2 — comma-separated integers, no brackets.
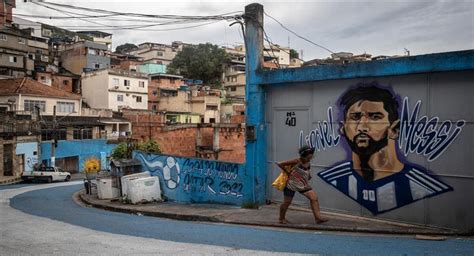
76,190,467,236
75,191,219,222
0,177,22,186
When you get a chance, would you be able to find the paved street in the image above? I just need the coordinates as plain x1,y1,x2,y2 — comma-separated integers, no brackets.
1,182,473,255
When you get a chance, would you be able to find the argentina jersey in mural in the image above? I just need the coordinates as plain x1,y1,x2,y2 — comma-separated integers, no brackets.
318,162,452,214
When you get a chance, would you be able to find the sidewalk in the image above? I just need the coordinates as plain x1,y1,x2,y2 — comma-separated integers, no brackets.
77,190,464,236
0,176,22,185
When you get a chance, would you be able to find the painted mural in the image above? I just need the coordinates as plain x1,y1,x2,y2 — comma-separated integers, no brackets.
299,83,465,214
135,152,249,205
83,157,101,173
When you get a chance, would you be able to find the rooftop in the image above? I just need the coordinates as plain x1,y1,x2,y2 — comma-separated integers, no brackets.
0,78,81,99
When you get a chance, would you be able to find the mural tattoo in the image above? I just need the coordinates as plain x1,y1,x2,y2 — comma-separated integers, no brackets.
299,83,465,214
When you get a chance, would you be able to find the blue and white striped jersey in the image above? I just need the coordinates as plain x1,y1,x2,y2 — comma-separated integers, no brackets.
318,162,452,214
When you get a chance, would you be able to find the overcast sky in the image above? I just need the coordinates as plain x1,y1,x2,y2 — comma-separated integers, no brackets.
14,0,474,60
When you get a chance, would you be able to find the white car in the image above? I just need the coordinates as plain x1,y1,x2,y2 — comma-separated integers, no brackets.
22,166,71,183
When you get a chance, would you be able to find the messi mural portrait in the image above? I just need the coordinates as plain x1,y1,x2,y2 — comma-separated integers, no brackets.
300,82,465,215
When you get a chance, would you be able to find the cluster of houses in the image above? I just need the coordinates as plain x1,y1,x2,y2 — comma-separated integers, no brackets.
0,0,302,181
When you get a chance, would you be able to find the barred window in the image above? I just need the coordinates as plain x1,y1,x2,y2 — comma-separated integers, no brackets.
24,100,46,112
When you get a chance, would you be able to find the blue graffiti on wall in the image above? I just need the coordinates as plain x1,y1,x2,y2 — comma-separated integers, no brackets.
182,158,243,197
135,154,181,189
299,83,464,215
135,152,247,204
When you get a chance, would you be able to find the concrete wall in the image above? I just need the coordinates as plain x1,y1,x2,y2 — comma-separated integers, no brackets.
135,151,251,205
158,90,191,113
16,142,38,173
265,70,474,231
41,139,117,172
82,70,110,110
0,32,30,52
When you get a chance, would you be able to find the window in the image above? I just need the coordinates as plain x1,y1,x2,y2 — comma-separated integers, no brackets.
57,129,67,140
94,63,101,69
232,77,237,82
88,49,97,55
41,130,53,141
156,51,164,56
41,129,66,141
40,76,46,81
206,105,218,111
209,118,216,123
73,128,93,140
124,80,130,86
136,96,142,103
9,56,17,63
152,105,157,111
63,80,69,86
0,34,6,41
24,100,46,112
57,102,75,113
230,86,237,92
139,81,145,88
117,95,124,102
112,78,119,86
18,38,26,44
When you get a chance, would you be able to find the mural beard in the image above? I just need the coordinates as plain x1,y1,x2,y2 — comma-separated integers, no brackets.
344,131,389,182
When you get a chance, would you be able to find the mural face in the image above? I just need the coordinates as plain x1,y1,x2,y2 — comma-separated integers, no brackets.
83,157,101,173
135,152,248,204
299,83,465,215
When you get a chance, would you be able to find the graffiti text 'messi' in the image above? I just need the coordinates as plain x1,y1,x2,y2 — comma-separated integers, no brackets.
398,97,465,161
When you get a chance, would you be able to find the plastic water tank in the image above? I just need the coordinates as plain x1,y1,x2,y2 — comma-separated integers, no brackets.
97,177,120,199
121,172,151,197
127,176,162,204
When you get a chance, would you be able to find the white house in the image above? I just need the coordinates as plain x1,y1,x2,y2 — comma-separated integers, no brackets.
81,69,148,111
0,78,81,115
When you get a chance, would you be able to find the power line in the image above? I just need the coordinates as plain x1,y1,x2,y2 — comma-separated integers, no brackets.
30,2,223,31
264,11,335,54
36,1,243,21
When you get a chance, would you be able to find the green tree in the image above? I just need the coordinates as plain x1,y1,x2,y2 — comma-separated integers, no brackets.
168,43,230,86
111,140,162,160
115,43,138,54
137,140,162,154
111,143,129,159
290,49,299,59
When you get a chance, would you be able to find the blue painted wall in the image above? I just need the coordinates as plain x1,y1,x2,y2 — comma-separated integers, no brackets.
16,142,38,173
135,151,253,205
41,140,117,172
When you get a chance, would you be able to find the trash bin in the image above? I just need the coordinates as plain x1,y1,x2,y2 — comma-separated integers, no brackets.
127,176,162,204
121,172,151,197
97,177,120,199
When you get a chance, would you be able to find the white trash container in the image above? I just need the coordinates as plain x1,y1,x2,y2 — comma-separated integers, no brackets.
121,172,151,197
127,176,162,204
97,177,120,199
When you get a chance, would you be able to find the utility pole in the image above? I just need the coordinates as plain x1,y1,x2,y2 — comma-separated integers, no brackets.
51,105,57,167
244,3,265,205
